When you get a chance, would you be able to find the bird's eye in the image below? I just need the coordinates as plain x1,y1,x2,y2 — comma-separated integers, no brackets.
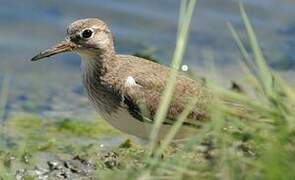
81,29,93,39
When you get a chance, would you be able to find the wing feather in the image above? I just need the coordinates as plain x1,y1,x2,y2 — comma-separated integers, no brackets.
105,55,211,127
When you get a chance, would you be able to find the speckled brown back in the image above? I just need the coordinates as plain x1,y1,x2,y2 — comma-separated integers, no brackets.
97,54,212,126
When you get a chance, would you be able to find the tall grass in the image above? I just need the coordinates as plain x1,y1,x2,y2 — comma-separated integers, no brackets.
150,0,197,153
0,74,10,121
0,74,12,179
145,1,295,179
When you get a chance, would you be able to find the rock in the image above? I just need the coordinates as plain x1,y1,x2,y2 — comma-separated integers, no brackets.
15,155,95,179
103,152,119,169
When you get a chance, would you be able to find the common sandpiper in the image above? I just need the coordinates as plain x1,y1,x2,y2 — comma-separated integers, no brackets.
31,18,211,140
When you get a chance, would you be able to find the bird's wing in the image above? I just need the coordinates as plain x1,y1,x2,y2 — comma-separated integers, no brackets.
110,55,211,127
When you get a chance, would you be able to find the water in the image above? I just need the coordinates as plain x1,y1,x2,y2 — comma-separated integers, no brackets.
1,0,295,116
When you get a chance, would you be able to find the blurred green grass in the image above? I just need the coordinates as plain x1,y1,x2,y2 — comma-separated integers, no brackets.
141,1,295,179
1,114,120,153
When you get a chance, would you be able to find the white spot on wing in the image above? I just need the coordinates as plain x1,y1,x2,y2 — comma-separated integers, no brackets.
125,76,137,88
181,64,188,72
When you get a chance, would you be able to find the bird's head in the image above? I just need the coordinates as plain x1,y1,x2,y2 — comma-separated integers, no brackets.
31,18,114,61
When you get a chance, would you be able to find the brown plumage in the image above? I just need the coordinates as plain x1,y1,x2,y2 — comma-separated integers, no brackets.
31,18,212,140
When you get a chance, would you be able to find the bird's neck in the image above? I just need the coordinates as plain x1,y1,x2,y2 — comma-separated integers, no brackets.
80,49,116,77
80,50,121,115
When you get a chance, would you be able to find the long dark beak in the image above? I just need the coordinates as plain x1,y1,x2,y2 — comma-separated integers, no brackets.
31,40,76,61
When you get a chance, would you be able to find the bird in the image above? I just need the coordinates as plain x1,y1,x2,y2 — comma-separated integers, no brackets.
31,18,212,140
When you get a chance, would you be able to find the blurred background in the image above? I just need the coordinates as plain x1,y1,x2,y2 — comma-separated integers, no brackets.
1,0,295,119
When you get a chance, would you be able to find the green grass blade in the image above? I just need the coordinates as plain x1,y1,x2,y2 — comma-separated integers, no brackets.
274,74,295,104
0,74,10,121
240,3,273,96
227,22,261,84
155,97,199,157
213,85,277,117
150,0,197,152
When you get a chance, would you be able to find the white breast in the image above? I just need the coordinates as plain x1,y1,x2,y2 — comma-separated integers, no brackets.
99,107,196,140
100,107,152,139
